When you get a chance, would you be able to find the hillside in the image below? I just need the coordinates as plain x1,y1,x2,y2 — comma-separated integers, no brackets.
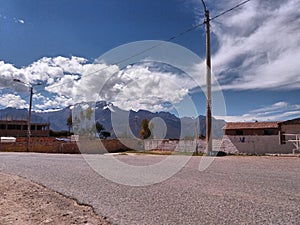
0,103,225,138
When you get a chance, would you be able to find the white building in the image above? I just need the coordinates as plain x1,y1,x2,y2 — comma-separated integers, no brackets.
221,118,300,154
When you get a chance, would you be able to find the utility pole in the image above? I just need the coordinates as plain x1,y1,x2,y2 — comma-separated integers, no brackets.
27,86,33,152
13,79,41,152
201,0,212,155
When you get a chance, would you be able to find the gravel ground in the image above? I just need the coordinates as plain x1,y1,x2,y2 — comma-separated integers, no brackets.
0,153,299,225
0,172,110,225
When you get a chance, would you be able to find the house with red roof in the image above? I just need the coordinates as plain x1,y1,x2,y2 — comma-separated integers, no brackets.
221,118,300,154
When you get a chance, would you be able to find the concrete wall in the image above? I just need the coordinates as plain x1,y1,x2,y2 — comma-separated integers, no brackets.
144,139,203,152
221,135,294,154
144,139,223,153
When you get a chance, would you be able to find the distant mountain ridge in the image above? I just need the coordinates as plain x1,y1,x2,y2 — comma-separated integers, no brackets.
0,103,225,138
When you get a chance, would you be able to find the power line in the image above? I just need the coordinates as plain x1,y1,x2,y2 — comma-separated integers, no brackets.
210,0,253,21
34,22,206,94
28,0,253,102
102,22,205,68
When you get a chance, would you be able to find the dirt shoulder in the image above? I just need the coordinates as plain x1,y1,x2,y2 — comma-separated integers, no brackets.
0,172,110,225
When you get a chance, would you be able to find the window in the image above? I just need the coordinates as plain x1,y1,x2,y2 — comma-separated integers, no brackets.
264,129,274,135
7,125,16,130
236,130,244,135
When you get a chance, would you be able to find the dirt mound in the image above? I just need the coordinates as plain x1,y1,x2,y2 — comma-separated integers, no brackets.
0,172,110,225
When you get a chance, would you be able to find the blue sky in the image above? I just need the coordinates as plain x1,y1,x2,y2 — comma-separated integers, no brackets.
0,0,300,122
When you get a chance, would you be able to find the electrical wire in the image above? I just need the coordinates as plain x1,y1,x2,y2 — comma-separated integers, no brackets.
16,0,254,107
210,0,253,21
29,22,206,98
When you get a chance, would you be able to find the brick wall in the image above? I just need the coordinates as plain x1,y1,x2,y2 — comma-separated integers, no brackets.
0,137,131,154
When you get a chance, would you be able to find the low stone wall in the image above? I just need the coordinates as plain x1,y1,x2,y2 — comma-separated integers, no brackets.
144,139,223,153
3,136,293,155
76,138,131,154
0,137,132,154
144,137,295,155
0,137,59,153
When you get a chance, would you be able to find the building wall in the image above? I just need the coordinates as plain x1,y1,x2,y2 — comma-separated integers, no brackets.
279,123,300,152
221,135,294,154
225,128,278,136
281,124,300,134
0,120,50,137
0,130,49,137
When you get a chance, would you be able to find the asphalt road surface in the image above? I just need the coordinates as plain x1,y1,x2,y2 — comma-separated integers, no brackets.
0,153,299,225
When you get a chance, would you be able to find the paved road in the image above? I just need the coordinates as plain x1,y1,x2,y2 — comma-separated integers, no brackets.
0,153,299,225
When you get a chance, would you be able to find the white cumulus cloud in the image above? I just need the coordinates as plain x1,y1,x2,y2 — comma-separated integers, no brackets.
191,0,300,91
216,101,300,122
0,94,28,109
102,64,189,112
0,57,196,112
214,0,300,90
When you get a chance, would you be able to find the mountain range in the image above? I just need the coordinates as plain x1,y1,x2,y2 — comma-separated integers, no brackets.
0,102,225,139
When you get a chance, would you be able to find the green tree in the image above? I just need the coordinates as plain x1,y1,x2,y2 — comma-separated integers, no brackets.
95,121,105,137
86,107,94,121
139,118,151,139
66,113,72,133
149,121,154,138
102,131,111,139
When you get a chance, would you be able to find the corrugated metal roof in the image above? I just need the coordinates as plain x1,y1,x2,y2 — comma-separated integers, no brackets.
223,122,279,130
